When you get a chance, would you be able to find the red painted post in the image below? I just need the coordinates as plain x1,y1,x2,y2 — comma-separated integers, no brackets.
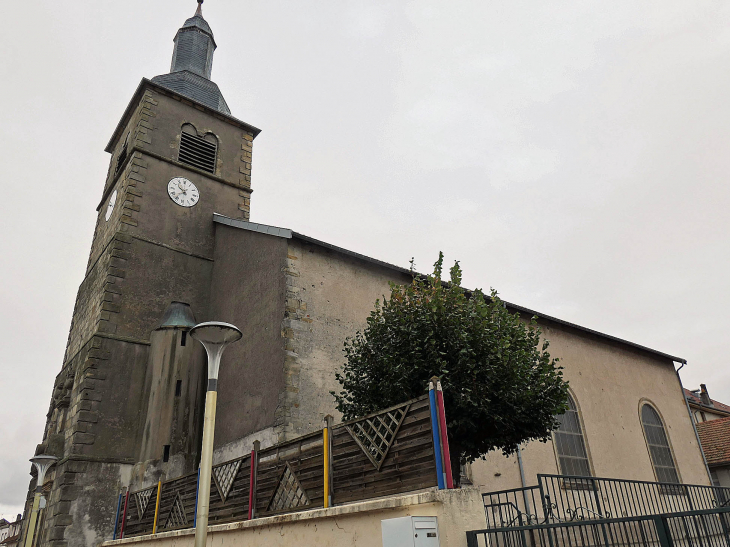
119,490,130,539
248,440,259,520
435,380,454,489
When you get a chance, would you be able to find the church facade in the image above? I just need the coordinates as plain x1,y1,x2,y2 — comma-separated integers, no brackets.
25,4,710,547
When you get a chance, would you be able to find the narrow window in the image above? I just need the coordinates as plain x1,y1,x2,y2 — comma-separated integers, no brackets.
641,404,680,484
554,394,592,478
179,124,217,173
175,380,182,397
181,331,187,347
115,134,129,174
163,445,171,462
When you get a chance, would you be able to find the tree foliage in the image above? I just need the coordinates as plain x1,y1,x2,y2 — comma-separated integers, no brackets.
332,253,570,484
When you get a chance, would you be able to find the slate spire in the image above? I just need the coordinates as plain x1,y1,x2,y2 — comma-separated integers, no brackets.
151,0,231,114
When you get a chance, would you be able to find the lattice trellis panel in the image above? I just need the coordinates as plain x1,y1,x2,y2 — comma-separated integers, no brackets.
135,488,154,521
345,403,410,470
164,492,187,529
212,459,241,502
267,463,310,513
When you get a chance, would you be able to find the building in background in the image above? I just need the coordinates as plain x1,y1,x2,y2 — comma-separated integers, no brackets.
685,384,730,424
21,3,712,547
687,385,730,488
0,516,23,547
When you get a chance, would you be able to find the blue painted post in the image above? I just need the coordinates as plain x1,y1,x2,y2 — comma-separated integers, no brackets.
112,493,122,540
193,468,200,528
428,379,446,490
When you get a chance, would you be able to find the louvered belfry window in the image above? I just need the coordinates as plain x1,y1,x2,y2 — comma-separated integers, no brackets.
179,124,217,173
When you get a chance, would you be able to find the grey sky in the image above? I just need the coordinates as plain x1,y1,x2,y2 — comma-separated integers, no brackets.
1,0,728,518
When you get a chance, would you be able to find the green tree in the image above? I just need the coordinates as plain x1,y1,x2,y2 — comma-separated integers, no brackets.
332,253,570,485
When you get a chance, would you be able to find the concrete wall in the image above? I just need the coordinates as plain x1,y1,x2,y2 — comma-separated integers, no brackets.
102,488,487,547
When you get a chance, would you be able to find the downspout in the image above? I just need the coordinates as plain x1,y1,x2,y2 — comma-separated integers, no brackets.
517,445,532,516
676,361,713,484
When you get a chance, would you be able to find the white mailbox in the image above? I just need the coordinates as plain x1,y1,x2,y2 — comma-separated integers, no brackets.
381,516,440,547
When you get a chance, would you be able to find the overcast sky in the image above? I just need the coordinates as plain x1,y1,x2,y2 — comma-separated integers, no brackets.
1,0,729,519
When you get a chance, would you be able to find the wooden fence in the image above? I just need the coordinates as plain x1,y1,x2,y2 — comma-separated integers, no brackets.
117,395,439,538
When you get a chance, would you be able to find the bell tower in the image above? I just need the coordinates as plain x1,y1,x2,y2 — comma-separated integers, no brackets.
27,3,260,547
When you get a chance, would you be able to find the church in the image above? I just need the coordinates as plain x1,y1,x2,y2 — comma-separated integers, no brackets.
25,3,710,547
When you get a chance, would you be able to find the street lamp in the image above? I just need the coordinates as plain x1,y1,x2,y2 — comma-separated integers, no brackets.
189,321,242,547
24,455,58,547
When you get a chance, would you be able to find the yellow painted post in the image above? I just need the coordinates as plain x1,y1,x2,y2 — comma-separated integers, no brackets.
152,481,162,534
323,424,330,509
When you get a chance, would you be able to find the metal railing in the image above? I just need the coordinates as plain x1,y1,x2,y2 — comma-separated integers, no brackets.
483,475,730,530
467,505,730,547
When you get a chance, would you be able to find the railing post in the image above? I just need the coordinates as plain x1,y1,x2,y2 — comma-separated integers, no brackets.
465,531,479,547
323,415,334,508
193,468,200,527
248,440,259,520
538,477,557,547
590,478,613,547
654,515,676,547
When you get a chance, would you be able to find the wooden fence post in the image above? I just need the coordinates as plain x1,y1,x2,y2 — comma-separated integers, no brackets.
435,379,454,489
119,490,130,539
112,492,122,540
428,378,446,490
248,440,259,520
152,481,162,534
324,415,334,508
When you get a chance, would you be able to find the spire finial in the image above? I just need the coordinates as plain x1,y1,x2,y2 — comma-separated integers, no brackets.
195,0,203,17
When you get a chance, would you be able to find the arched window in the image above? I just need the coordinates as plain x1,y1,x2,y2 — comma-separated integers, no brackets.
179,123,218,173
641,404,680,484
554,394,592,477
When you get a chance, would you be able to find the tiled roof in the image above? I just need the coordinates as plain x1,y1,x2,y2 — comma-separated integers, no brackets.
683,389,730,414
696,416,730,466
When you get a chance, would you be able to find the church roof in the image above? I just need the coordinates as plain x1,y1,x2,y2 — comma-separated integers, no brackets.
213,213,686,365
151,71,230,114
151,1,228,114
182,13,215,43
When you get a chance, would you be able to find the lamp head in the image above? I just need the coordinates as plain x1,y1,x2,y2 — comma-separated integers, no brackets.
189,322,242,387
30,455,58,491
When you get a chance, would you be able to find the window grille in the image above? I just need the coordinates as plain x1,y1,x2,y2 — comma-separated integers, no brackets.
641,404,680,484
554,394,592,478
179,127,217,173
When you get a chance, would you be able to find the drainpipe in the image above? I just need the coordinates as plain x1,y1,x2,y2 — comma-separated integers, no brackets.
517,445,532,516
675,361,713,485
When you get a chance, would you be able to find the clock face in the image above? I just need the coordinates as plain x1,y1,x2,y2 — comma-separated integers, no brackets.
105,190,117,222
168,177,200,207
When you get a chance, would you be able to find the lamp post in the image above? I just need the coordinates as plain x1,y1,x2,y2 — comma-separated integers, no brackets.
190,321,242,547
24,455,58,547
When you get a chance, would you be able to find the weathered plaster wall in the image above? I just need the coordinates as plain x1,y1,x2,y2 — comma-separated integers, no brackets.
102,488,487,547
280,238,412,440
208,225,289,448
471,321,709,490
